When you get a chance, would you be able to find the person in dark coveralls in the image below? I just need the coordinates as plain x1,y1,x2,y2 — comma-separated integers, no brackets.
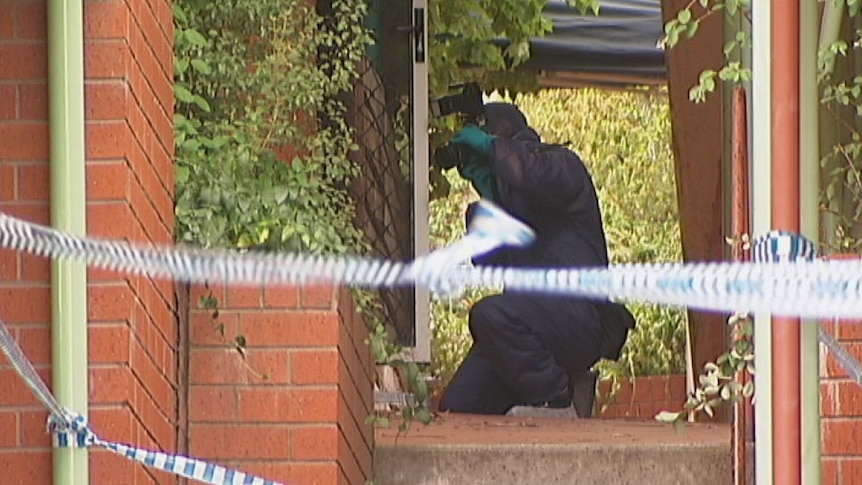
438,102,635,417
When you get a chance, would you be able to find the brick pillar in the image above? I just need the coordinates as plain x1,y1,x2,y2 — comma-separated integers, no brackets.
0,1,57,483
1,1,177,484
187,283,374,485
821,256,862,484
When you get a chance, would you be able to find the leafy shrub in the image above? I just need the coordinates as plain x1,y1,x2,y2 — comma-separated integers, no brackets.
429,88,687,387
173,0,371,254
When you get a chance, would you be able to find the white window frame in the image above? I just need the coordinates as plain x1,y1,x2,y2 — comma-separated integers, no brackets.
407,0,431,363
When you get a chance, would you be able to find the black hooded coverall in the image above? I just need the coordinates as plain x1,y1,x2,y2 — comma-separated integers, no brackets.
438,103,631,415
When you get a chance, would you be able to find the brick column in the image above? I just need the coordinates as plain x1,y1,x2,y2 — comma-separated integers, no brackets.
821,255,862,484
187,283,374,485
1,1,177,484
0,1,58,483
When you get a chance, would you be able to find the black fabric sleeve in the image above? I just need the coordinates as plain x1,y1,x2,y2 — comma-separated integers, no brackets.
489,137,587,204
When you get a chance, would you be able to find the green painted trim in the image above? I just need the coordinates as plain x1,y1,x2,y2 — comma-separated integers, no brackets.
751,0,773,480
48,0,89,484
800,0,821,481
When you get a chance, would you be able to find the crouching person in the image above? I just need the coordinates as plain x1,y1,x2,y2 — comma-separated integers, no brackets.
437,102,635,417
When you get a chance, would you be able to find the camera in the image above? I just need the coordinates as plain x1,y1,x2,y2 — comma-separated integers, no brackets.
433,143,473,170
430,83,484,121
430,83,484,170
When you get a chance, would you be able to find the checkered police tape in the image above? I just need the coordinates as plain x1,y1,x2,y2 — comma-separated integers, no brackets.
748,229,862,385
4,205,862,319
0,199,861,485
0,201,530,485
0,310,288,485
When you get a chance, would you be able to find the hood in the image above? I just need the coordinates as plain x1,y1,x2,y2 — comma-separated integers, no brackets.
482,102,541,143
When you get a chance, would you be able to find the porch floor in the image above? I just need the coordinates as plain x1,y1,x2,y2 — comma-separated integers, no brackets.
374,414,732,485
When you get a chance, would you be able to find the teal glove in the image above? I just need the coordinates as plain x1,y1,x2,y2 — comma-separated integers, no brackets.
452,125,495,156
458,155,497,200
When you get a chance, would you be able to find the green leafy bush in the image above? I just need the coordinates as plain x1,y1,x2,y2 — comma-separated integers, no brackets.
429,88,687,387
173,0,371,254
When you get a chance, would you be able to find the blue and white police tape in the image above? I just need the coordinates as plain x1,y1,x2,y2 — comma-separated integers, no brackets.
751,229,862,384
0,200,528,297
0,314,289,485
0,201,527,485
404,200,535,297
0,311,66,418
7,204,862,320
1,199,861,485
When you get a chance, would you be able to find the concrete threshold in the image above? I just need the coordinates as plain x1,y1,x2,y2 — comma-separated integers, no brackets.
374,414,732,485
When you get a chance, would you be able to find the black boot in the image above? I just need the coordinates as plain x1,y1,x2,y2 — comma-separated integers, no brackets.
571,370,599,418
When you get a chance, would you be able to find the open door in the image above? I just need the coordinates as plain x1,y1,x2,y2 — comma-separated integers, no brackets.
345,0,430,362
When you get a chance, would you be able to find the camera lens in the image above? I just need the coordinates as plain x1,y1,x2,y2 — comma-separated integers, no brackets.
434,144,462,170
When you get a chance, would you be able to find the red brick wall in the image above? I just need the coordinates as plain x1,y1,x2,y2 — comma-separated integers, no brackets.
0,1,177,484
821,268,862,485
0,3,54,482
596,374,687,419
187,282,374,485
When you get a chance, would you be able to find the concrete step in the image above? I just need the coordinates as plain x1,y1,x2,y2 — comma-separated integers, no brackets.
374,415,731,485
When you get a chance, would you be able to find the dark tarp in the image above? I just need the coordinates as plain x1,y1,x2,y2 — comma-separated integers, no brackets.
499,0,667,88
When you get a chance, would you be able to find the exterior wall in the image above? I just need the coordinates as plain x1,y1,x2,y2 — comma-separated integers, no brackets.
821,305,862,482
596,374,687,419
2,3,376,485
187,283,374,485
0,4,53,480
0,0,177,484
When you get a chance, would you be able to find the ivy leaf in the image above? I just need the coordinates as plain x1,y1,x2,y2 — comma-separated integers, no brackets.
193,95,211,112
175,58,190,76
686,21,699,38
190,59,212,74
274,187,289,205
655,411,683,423
677,8,692,24
176,165,190,184
726,0,739,15
175,84,195,104
416,407,432,424
184,28,208,47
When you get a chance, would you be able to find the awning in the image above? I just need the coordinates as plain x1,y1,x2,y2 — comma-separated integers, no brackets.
505,0,667,88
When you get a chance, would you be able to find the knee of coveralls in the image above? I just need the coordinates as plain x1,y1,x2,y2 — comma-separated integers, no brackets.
466,294,569,402
466,295,502,343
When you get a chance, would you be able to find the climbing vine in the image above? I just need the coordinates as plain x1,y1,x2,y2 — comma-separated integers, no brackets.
173,0,370,254
173,0,607,429
658,0,862,424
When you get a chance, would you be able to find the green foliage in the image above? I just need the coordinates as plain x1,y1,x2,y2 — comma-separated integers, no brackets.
429,88,687,387
173,0,371,254
657,311,754,426
427,0,602,198
659,0,862,423
659,0,751,103
172,0,435,428
428,0,599,97
357,288,434,428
